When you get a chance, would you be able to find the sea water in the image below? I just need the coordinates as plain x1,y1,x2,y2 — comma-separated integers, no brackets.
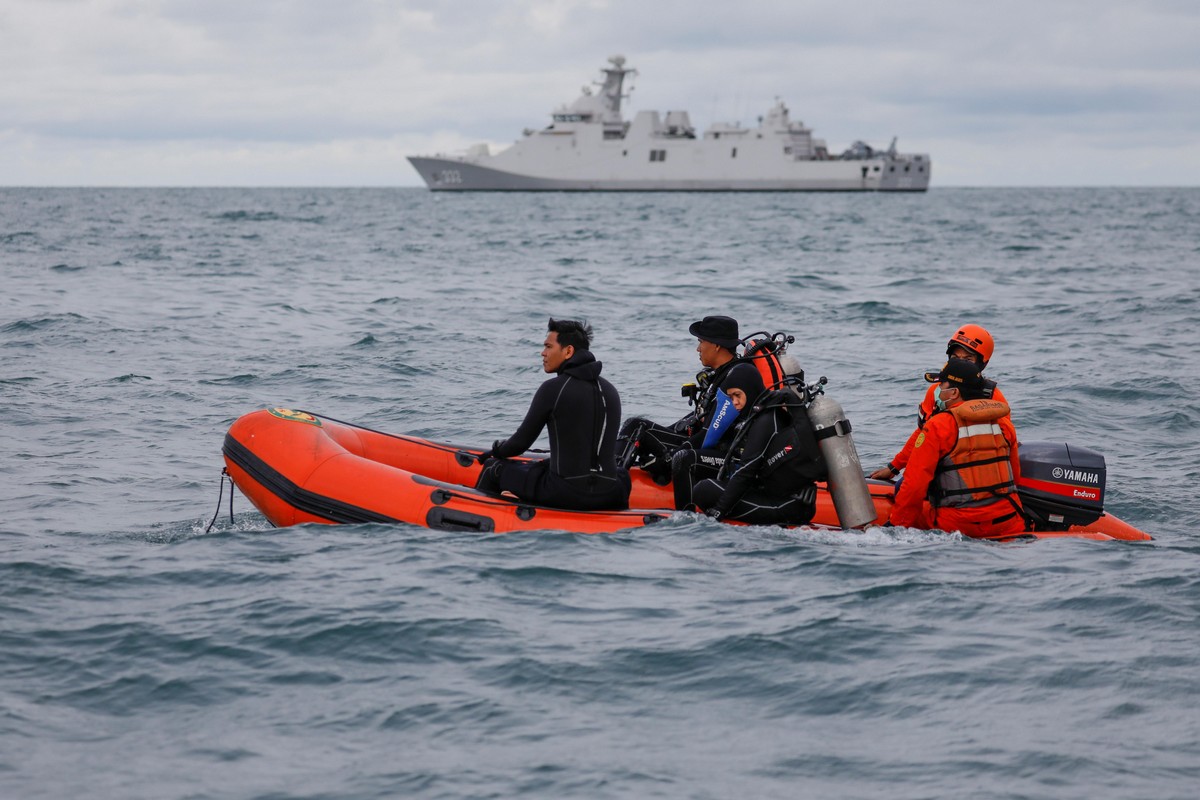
2,187,1199,799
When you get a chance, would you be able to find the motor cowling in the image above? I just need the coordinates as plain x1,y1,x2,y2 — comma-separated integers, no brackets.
807,392,876,529
1017,441,1106,531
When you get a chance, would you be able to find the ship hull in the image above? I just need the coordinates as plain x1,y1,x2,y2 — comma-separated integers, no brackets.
408,156,930,192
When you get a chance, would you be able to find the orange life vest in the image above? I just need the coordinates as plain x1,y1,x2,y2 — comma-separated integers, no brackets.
930,399,1017,508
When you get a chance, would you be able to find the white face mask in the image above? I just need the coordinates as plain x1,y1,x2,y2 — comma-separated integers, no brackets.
934,384,950,412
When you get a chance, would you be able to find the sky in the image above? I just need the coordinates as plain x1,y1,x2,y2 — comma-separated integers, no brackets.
2,0,1199,187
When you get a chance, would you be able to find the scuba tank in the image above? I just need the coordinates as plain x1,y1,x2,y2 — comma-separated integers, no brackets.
802,377,877,530
777,352,804,380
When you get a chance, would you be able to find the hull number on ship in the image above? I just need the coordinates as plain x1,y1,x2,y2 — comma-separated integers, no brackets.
433,170,463,185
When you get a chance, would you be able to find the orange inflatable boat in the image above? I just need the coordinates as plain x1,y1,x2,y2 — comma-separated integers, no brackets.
221,408,1151,541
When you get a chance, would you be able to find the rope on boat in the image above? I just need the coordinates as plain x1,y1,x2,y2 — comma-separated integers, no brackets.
204,467,235,533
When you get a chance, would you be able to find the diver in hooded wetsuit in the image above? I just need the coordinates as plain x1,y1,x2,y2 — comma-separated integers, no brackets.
672,360,826,524
670,361,766,511
475,318,631,511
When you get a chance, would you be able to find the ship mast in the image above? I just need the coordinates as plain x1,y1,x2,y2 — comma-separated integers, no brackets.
597,54,637,124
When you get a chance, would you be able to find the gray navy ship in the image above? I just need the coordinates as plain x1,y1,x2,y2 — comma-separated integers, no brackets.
408,55,930,192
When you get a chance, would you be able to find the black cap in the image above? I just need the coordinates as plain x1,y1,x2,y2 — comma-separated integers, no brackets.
937,358,983,391
688,315,740,351
925,358,986,385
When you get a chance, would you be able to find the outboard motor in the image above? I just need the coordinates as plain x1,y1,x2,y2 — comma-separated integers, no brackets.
1017,441,1106,531
805,378,877,530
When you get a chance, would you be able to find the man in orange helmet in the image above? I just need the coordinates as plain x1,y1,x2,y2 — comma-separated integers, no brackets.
886,359,1024,539
871,324,1011,491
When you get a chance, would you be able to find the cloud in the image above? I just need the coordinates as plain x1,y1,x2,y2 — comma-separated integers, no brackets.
1,0,1198,185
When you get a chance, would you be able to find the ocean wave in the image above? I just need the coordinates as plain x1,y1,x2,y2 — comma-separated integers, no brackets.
4,187,1200,799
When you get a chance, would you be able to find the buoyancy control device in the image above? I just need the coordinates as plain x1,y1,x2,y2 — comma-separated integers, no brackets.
741,330,795,390
790,376,877,530
1016,441,1106,530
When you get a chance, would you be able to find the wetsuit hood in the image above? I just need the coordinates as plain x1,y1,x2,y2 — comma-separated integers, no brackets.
558,349,602,381
720,362,765,402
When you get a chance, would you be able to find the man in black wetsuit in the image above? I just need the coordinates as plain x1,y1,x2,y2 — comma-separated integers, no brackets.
616,315,743,482
475,318,631,511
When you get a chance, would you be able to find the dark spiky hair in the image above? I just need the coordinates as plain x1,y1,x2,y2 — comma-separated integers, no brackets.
547,318,593,351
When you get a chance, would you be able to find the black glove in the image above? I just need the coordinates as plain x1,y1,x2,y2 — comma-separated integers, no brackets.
476,439,505,465
671,412,699,434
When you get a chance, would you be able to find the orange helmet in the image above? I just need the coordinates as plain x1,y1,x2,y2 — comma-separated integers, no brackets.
946,324,994,366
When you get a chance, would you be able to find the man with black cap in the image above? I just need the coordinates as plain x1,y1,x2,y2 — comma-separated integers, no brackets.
689,314,741,375
886,358,1025,539
616,315,744,483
